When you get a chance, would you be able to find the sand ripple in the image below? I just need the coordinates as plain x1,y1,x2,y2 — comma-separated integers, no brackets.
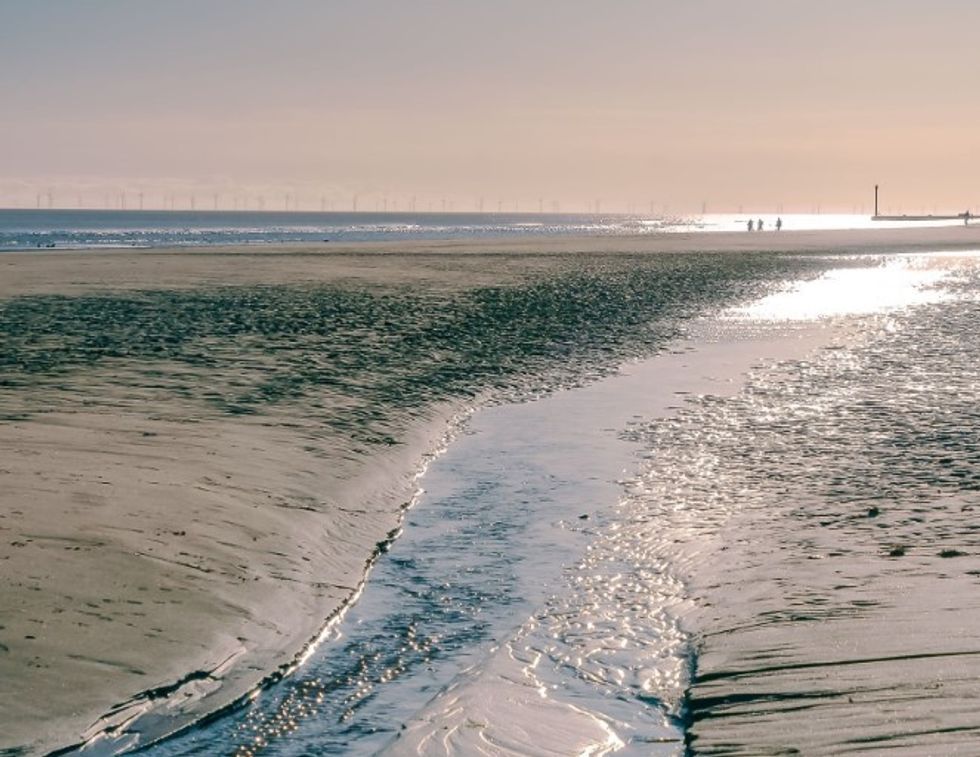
623,255,980,754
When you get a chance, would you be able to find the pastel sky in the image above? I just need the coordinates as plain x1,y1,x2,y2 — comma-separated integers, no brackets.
2,1,978,213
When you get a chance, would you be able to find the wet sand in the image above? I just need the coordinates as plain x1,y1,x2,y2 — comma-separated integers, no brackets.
383,328,832,757
0,398,458,752
2,225,980,299
1,227,978,753
636,254,980,754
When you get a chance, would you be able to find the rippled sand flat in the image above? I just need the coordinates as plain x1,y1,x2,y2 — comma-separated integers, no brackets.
1,230,978,753
624,254,980,754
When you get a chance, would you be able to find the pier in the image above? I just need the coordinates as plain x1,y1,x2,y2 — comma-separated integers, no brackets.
872,184,972,224
873,213,971,222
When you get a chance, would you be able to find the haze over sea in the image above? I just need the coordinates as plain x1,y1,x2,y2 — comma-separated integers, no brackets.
2,217,979,755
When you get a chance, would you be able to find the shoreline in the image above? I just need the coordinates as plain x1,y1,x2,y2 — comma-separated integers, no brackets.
2,225,980,299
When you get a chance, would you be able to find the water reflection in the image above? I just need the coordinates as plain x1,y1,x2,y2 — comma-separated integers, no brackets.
730,253,975,321
634,253,980,753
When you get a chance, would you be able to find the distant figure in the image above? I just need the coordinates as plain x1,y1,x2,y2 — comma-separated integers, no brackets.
757,218,764,231
747,219,754,232
776,217,783,231
965,211,972,226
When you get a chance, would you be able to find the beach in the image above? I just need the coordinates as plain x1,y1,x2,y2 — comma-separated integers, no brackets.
2,226,979,754
4,226,980,299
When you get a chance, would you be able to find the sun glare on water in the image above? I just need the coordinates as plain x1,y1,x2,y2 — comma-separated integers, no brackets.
731,253,979,322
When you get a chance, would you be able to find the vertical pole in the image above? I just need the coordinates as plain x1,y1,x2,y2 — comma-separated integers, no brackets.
874,184,879,217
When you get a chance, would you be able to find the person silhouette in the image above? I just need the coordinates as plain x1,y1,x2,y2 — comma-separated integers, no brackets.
776,217,783,231
747,219,754,231
757,218,764,231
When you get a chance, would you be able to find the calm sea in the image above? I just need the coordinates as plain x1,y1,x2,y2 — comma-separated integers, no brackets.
0,209,953,250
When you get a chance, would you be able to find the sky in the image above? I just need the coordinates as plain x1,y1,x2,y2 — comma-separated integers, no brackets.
2,0,979,214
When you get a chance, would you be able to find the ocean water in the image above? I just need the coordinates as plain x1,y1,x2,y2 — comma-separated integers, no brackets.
117,252,980,754
0,209,962,251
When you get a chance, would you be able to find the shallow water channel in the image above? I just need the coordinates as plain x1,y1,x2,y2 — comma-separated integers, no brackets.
143,316,812,756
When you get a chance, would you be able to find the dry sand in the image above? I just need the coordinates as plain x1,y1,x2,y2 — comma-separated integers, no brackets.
1,226,978,753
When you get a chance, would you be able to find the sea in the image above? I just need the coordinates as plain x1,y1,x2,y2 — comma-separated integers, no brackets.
3,211,979,755
0,208,960,251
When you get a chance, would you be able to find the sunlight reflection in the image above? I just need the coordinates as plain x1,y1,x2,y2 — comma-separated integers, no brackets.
683,213,970,234
730,254,978,322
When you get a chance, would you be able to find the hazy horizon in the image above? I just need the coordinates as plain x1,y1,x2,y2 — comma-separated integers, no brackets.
3,1,978,214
